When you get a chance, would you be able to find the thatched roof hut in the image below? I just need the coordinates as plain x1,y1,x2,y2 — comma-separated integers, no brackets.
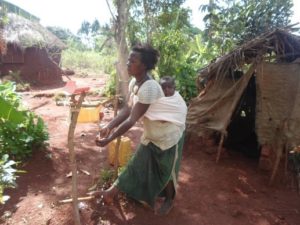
187,28,300,181
0,13,66,85
3,13,66,51
196,28,300,84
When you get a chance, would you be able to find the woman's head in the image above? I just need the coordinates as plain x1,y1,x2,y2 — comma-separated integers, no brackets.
127,44,160,77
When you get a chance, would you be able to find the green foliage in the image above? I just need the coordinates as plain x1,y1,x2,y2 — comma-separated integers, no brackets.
46,26,80,44
64,37,87,51
0,154,17,204
154,30,185,75
0,81,49,160
125,0,200,101
78,20,92,36
100,168,114,184
91,20,101,34
0,81,21,108
0,0,39,22
15,83,30,92
62,49,102,72
153,29,198,101
103,72,116,97
0,111,49,161
174,62,198,102
62,36,117,75
200,0,294,56
76,19,106,50
1,71,31,92
128,0,190,44
0,3,8,28
0,81,48,204
239,0,293,42
186,33,218,66
0,96,26,124
62,49,113,75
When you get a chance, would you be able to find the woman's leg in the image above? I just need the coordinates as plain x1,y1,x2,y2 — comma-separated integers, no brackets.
157,181,175,215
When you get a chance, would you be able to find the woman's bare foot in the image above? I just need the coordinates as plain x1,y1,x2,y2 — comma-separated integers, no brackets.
88,186,118,205
157,199,174,215
157,181,175,215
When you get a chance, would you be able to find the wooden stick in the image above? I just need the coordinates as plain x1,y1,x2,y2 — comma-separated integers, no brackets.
113,93,121,178
59,196,94,204
269,142,284,185
216,134,225,163
68,93,86,225
284,142,289,176
269,120,287,185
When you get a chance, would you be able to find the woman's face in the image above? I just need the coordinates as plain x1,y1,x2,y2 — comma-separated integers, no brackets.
127,51,146,77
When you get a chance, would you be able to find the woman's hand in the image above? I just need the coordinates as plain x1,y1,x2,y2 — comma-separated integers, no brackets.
95,135,111,147
99,124,111,138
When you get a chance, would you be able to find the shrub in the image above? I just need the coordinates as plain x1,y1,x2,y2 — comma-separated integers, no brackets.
0,154,17,204
0,81,49,204
0,113,49,160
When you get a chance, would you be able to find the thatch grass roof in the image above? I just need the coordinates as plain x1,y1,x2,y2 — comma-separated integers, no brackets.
198,28,300,84
3,13,66,50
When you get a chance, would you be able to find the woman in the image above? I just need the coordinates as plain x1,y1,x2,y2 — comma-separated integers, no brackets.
93,44,186,215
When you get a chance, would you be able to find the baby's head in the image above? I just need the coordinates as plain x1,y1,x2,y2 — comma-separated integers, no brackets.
159,76,175,97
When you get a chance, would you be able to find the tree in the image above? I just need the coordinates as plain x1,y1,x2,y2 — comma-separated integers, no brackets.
0,5,7,54
46,26,79,43
104,0,130,96
91,19,100,34
239,0,293,41
123,0,201,101
77,19,104,50
101,0,200,100
200,0,294,55
127,0,190,44
78,20,91,36
115,0,130,96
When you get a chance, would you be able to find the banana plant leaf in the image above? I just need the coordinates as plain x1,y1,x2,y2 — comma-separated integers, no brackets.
0,96,26,123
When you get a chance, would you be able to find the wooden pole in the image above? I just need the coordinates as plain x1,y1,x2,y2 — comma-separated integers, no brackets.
216,134,225,163
68,93,86,225
113,94,121,178
269,120,287,185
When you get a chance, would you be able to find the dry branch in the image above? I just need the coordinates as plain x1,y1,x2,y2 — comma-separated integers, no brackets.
59,196,94,204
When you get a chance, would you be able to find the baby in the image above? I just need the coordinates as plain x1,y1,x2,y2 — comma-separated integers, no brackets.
143,76,187,128
159,76,176,97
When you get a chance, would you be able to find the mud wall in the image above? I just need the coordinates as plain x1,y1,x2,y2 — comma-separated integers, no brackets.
0,45,63,85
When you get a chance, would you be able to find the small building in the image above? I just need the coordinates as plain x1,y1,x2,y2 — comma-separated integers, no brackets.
0,11,66,85
187,29,300,182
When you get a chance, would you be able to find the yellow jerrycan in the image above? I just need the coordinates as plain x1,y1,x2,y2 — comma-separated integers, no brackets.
108,136,132,167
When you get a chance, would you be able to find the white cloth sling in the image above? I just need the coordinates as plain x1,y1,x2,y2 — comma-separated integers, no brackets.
144,91,187,128
129,78,187,150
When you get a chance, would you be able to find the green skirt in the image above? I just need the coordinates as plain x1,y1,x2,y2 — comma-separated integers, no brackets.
114,134,185,208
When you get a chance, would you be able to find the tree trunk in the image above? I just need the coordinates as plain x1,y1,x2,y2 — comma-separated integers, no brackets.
115,0,129,97
143,0,151,43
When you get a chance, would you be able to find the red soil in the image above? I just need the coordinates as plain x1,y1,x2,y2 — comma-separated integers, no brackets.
1,76,300,225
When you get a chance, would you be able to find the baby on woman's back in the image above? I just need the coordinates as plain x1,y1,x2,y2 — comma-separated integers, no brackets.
144,76,187,127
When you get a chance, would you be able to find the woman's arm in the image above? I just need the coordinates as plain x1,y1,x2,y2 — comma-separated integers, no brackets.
107,104,131,130
99,104,130,138
96,102,150,147
100,92,132,137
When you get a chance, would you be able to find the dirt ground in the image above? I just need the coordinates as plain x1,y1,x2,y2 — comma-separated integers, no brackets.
1,76,300,225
